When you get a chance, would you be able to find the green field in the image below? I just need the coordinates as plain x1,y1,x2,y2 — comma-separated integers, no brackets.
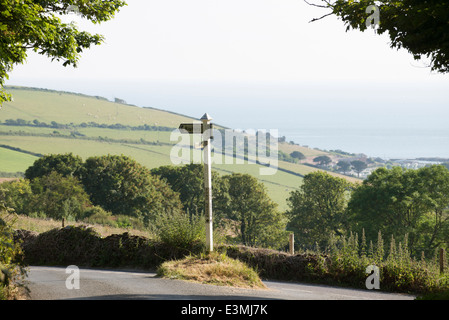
0,146,39,172
1,86,197,127
0,86,358,210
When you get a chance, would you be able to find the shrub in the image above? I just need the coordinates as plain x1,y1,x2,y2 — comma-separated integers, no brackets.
22,225,102,266
153,212,206,252
114,215,145,230
224,231,449,295
81,205,112,222
0,179,33,215
318,231,449,294
20,226,204,269
224,245,330,282
0,200,26,300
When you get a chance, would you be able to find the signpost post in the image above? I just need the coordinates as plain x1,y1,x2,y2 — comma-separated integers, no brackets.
179,113,214,252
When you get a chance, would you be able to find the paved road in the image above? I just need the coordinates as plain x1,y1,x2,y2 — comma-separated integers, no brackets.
25,266,415,301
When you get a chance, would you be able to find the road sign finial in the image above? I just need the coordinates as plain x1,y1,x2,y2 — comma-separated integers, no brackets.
200,113,213,121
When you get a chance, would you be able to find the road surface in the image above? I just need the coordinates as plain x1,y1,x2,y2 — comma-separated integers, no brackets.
25,266,415,301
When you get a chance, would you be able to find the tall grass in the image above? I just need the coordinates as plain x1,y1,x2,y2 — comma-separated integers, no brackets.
157,251,267,289
152,212,207,252
314,230,449,294
225,230,449,296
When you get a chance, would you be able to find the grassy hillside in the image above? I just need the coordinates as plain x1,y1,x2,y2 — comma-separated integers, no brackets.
1,86,196,127
0,146,38,172
0,86,358,210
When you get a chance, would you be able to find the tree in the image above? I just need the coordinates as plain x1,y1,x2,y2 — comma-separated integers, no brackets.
337,160,351,174
0,179,33,215
313,155,332,167
415,165,449,253
151,163,222,218
217,173,288,249
25,153,83,181
81,155,183,222
0,0,126,104
287,171,352,249
351,160,368,177
348,166,449,256
29,171,91,220
307,0,449,73
290,151,306,161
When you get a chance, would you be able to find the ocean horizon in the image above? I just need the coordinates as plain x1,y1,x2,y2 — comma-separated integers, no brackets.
124,80,449,160
219,112,449,160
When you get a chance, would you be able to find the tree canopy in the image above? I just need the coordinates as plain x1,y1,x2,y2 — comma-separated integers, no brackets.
348,165,449,256
24,153,83,181
218,173,288,248
351,160,368,177
287,171,352,249
81,155,183,222
151,164,223,218
290,151,306,160
0,0,126,104
30,171,91,220
308,0,449,73
336,160,351,174
313,155,332,167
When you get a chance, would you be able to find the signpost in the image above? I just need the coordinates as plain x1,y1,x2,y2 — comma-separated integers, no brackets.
179,113,214,252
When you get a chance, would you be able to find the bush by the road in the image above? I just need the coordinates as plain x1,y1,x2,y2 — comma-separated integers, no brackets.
15,226,449,296
18,226,203,269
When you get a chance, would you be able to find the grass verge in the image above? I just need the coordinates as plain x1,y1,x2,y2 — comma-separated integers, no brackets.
157,252,267,290
13,214,150,238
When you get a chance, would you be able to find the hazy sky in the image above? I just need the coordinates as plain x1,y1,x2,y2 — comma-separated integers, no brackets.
6,0,449,131
8,1,447,84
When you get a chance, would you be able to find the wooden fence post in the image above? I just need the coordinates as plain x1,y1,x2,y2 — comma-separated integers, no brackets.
289,233,294,255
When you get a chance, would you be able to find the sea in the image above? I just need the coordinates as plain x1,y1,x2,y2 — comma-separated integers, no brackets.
119,80,449,160
214,108,449,160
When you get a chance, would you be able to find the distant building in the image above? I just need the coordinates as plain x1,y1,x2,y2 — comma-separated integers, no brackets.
396,159,441,169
